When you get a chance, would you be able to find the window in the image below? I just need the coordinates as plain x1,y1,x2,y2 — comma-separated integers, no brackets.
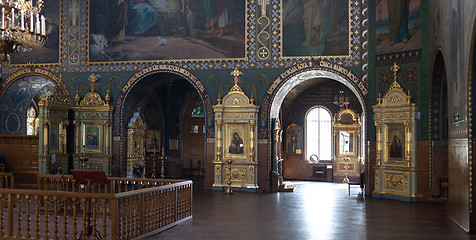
26,107,38,135
191,106,205,118
306,106,332,161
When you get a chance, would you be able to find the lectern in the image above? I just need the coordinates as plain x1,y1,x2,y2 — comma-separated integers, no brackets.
71,170,108,238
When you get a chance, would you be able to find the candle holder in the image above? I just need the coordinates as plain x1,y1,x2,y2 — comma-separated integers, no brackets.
79,145,89,170
150,148,158,178
160,147,166,179
225,159,233,194
343,157,350,183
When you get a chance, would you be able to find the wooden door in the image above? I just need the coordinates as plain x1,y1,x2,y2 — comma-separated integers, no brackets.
183,118,205,176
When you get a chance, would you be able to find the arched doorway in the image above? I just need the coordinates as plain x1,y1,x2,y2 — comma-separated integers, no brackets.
114,65,213,184
183,101,206,178
429,50,449,202
265,66,368,190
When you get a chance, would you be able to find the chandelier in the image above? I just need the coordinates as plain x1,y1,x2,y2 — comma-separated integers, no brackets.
333,90,350,109
0,0,47,62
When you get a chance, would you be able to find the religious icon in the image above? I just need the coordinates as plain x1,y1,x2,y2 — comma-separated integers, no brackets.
286,124,302,154
388,130,403,159
229,132,244,154
146,130,161,152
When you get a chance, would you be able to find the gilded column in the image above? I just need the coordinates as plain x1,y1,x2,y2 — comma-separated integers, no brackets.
216,120,222,161
43,120,49,154
404,120,412,167
105,121,110,155
375,121,382,165
250,120,255,162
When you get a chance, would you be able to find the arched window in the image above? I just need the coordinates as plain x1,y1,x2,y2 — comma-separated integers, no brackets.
305,106,332,161
26,107,38,135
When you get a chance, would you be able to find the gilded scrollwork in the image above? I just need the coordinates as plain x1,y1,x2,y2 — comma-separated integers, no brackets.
80,112,109,119
249,166,254,181
228,97,246,105
375,170,380,187
385,172,405,190
216,165,221,179
224,113,249,118
41,85,72,106
80,92,106,106
231,168,247,181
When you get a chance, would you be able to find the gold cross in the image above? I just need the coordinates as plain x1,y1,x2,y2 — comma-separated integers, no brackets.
390,62,400,82
231,67,243,85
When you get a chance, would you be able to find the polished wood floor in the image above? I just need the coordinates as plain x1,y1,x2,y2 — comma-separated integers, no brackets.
146,181,476,240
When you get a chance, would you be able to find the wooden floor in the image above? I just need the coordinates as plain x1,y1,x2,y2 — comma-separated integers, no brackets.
144,181,476,240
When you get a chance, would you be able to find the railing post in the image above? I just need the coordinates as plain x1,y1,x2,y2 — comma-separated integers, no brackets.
111,197,117,240
174,186,178,222
138,194,144,235
7,194,13,238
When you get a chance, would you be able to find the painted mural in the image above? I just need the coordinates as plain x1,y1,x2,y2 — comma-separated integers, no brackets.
0,77,55,134
282,0,349,57
89,0,245,62
376,0,421,55
9,0,60,64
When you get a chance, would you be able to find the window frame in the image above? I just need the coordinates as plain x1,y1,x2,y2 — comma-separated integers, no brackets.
304,106,333,162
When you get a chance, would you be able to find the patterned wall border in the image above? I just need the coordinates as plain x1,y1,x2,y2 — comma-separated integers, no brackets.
4,0,364,74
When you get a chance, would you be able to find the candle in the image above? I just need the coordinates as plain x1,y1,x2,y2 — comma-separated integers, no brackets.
20,9,24,31
1,8,4,30
30,12,33,32
35,13,40,34
41,15,45,36
11,8,14,30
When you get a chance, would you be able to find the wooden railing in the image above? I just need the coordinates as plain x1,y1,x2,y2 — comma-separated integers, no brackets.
0,177,192,239
37,174,185,194
0,173,14,189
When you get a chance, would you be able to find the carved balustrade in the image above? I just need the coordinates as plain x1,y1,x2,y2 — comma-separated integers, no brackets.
0,177,192,239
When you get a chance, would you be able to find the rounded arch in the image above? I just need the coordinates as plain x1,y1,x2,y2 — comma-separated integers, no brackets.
114,65,213,138
429,48,449,198
0,67,68,101
113,64,214,177
269,69,367,120
0,67,70,135
260,63,368,188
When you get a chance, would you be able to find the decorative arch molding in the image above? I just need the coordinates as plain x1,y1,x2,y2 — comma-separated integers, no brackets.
259,61,369,181
114,64,214,138
0,67,69,100
259,61,369,139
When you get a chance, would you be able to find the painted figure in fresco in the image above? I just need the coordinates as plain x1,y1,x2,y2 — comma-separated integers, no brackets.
389,135,402,158
387,0,411,45
181,0,206,37
301,0,327,47
229,132,244,154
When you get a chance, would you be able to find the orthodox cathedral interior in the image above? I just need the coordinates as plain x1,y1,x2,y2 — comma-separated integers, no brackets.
0,0,475,238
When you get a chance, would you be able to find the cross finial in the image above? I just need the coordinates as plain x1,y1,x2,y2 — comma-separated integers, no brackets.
390,62,400,82
231,67,243,86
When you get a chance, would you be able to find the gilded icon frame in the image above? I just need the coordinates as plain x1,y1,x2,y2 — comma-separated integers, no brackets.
146,130,161,152
83,123,103,153
384,123,405,164
224,123,249,160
